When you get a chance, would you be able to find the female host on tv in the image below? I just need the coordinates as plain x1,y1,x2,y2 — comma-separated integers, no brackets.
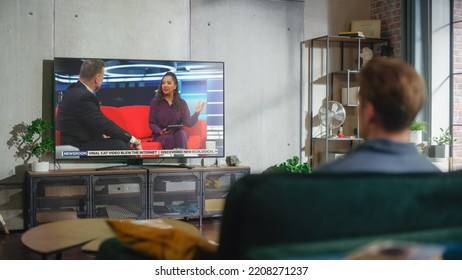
148,72,205,149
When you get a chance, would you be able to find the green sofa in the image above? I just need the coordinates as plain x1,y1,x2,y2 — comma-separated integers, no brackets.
97,171,462,260
218,171,462,259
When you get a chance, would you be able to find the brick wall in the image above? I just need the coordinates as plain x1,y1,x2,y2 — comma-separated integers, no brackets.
370,0,402,57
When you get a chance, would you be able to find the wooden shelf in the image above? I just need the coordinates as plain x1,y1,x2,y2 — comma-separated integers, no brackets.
305,35,389,44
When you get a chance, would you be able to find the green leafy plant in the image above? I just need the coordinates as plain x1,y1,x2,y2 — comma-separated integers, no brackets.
410,120,427,132
430,128,455,146
7,118,55,163
264,156,311,174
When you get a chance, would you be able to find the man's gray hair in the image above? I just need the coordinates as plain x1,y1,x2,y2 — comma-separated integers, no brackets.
79,59,104,80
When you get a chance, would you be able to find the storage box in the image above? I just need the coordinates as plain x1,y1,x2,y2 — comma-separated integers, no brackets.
341,86,359,106
107,183,140,194
351,19,381,38
205,199,225,212
157,181,196,192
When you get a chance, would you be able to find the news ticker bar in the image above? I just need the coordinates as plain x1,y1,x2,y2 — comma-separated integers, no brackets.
61,149,218,157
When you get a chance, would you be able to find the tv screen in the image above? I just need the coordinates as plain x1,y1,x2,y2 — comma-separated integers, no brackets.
53,57,224,162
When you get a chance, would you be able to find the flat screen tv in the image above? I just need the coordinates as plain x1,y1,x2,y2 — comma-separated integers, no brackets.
53,57,224,163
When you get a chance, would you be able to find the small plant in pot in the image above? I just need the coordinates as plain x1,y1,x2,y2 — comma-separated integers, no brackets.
264,156,311,174
429,128,455,158
8,118,55,171
409,120,426,145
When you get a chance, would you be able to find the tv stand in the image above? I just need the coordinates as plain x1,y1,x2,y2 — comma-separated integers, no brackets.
26,165,250,228
94,164,148,171
144,163,194,169
95,163,194,171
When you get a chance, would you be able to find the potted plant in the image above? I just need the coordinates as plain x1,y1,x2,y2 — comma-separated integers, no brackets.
7,118,55,171
409,120,426,144
264,156,311,174
429,128,455,158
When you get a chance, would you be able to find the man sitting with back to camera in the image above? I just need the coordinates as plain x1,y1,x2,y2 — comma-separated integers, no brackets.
57,59,143,151
314,57,440,173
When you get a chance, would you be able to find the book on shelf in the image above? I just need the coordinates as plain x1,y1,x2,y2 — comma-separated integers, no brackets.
338,31,365,38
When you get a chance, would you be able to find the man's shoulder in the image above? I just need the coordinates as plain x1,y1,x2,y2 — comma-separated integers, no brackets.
64,82,87,95
313,139,400,173
66,81,84,90
313,140,440,173
313,154,357,173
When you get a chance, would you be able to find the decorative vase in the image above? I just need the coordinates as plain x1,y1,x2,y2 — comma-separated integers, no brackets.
31,161,49,172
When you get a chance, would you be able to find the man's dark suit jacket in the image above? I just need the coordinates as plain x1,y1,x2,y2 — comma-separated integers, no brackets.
57,81,132,149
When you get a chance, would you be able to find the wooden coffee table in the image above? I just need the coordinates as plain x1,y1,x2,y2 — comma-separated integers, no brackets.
21,218,198,259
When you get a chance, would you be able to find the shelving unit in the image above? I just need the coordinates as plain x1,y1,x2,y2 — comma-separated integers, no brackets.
0,183,24,231
305,35,389,167
27,165,250,228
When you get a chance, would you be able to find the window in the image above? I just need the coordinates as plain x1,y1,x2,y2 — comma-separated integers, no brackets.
451,0,462,170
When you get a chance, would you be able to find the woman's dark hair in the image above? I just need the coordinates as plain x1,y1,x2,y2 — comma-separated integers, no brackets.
156,72,182,112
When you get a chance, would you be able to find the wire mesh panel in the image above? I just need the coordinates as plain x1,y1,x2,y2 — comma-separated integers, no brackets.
92,173,147,220
149,171,201,219
30,176,90,227
202,169,249,217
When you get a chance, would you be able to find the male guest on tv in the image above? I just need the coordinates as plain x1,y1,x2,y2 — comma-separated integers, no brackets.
57,59,142,151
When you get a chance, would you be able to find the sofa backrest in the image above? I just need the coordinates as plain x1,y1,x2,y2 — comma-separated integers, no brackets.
218,171,462,259
100,105,151,139
115,105,152,139
101,105,206,144
100,105,127,130
185,120,207,149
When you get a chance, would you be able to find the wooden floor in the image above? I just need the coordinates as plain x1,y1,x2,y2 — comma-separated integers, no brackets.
0,218,221,260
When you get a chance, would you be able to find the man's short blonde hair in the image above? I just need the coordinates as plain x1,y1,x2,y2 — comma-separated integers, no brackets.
359,57,425,132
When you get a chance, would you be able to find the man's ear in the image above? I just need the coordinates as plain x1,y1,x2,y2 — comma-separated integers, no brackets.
363,101,377,124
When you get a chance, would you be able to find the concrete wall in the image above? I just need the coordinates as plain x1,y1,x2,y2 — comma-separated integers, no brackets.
304,0,371,40
0,0,305,179
54,0,190,59
1,0,54,179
